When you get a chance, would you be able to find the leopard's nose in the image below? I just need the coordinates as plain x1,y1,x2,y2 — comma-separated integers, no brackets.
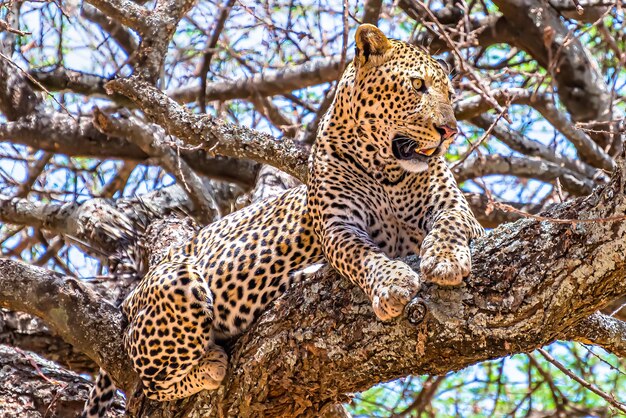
435,124,458,140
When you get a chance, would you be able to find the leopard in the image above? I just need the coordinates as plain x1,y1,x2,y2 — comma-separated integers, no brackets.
82,24,484,417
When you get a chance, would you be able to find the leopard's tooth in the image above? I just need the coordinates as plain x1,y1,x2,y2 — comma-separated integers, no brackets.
417,147,437,156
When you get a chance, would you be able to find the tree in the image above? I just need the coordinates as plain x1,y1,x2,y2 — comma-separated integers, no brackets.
0,0,625,416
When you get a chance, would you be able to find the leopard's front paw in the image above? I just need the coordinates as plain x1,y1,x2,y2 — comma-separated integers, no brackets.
370,260,421,321
420,242,471,286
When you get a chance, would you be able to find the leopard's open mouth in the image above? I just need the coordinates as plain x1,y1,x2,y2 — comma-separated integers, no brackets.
391,134,441,161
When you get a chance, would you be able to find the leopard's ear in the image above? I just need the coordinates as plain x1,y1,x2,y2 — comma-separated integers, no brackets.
354,24,392,69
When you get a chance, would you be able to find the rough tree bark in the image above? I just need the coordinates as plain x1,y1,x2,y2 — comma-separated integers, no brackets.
0,345,125,418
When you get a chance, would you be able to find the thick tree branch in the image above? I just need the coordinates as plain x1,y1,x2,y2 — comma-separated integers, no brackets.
177,160,626,417
28,68,133,106
4,158,626,417
454,154,594,195
566,312,626,358
0,344,125,417
548,0,618,23
28,57,344,108
362,0,383,25
0,309,97,374
0,113,259,187
84,0,148,34
107,76,311,182
0,176,231,252
0,259,137,393
0,192,136,255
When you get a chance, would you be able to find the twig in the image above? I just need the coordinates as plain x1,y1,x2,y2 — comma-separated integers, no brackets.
451,104,507,169
488,199,626,225
0,19,31,36
340,0,349,71
412,0,511,123
196,0,236,113
538,348,626,414
14,347,62,386
0,52,76,120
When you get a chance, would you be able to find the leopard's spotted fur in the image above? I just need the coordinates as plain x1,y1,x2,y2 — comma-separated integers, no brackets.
82,24,483,417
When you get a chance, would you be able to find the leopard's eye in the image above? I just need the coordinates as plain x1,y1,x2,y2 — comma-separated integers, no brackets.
448,91,454,101
411,78,427,93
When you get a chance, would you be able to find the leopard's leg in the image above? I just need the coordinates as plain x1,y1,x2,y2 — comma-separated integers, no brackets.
143,343,228,401
123,262,228,401
415,159,484,286
319,225,421,321
420,208,485,286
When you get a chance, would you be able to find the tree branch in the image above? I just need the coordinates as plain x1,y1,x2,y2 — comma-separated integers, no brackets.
566,312,626,358
169,55,345,105
0,344,125,417
0,112,259,187
84,0,148,34
28,68,133,106
0,176,230,252
453,154,594,195
0,259,137,393
177,160,626,416
362,0,384,25
92,108,222,223
106,76,311,182
0,309,97,374
455,89,615,172
88,0,195,82
81,3,138,56
470,113,603,182
464,192,544,228
4,158,626,417
492,0,622,149
0,53,41,121
548,0,619,23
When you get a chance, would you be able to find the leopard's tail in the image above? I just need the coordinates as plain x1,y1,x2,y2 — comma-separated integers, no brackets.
81,369,116,418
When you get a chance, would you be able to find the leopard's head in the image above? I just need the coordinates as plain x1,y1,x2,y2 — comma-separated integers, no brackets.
347,24,457,173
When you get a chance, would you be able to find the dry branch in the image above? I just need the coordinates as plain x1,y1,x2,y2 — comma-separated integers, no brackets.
107,76,311,182
0,112,259,187
470,114,603,182
455,89,615,172
81,3,138,56
492,0,622,150
453,154,594,195
169,55,345,105
0,344,125,418
92,109,222,223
